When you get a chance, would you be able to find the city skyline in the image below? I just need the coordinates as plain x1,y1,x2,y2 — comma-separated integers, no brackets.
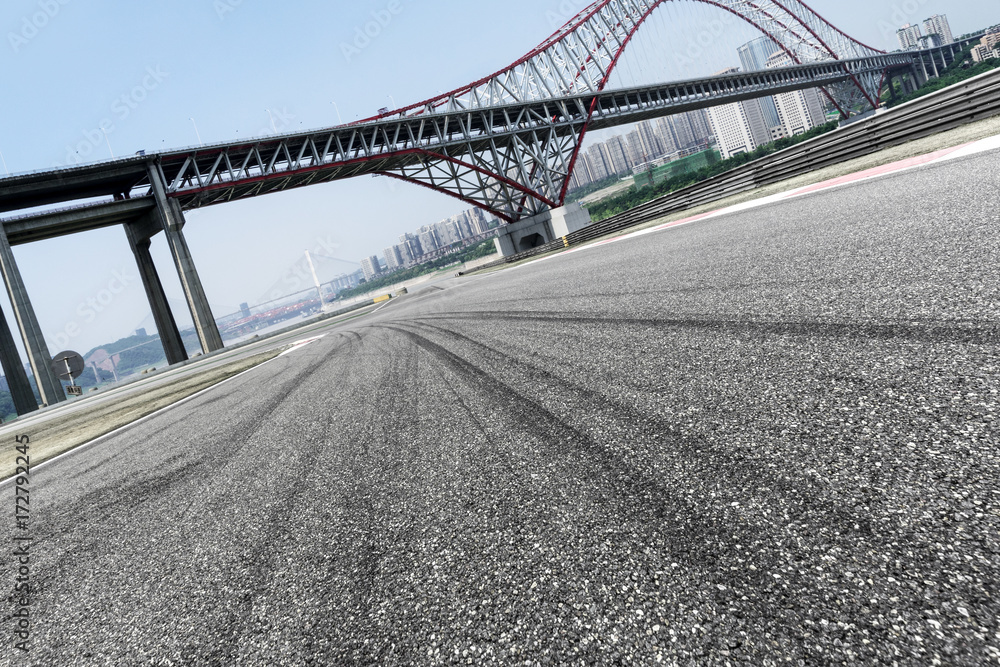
1,0,996,358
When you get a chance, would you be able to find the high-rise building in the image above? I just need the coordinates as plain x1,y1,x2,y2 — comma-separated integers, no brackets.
663,110,713,151
457,211,475,239
707,101,757,159
597,143,617,177
398,233,423,261
636,121,664,161
918,34,943,50
737,36,780,72
383,246,405,272
573,153,594,187
360,256,381,282
897,23,923,50
625,130,645,167
604,135,631,174
688,109,713,144
971,44,993,62
393,242,413,267
767,52,827,136
922,15,953,45
470,214,490,236
667,114,694,149
653,118,679,156
737,37,783,131
586,144,611,181
434,218,463,245
418,228,441,254
706,69,771,159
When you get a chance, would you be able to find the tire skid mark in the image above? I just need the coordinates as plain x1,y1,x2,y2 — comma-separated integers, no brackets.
408,318,864,520
380,323,771,573
409,310,1000,346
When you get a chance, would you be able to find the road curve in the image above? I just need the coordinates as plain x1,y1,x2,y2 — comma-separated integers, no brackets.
2,148,999,665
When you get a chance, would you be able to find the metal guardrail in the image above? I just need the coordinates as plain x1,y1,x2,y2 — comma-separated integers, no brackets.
464,66,1000,273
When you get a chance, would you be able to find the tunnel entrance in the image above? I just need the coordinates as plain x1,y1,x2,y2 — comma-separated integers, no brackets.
518,233,546,252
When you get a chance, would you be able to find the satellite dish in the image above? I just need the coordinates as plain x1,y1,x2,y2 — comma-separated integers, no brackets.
52,351,85,382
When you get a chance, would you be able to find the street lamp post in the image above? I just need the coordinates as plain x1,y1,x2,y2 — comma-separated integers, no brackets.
0,148,8,176
265,108,277,134
331,101,343,124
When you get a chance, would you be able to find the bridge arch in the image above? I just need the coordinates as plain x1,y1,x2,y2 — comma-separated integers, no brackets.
371,0,886,221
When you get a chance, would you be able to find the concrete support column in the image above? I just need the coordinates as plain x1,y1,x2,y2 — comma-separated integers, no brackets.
0,307,38,416
494,203,592,257
0,224,65,407
124,219,188,365
930,52,940,78
146,161,223,355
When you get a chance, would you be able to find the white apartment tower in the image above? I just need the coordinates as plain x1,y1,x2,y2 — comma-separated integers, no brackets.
706,69,771,159
766,52,827,135
897,23,923,50
922,15,953,45
360,256,382,282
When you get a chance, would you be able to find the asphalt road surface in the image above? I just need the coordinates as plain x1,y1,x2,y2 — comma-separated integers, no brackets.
3,148,999,666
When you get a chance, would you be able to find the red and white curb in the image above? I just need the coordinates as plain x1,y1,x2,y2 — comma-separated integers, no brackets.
535,132,1000,262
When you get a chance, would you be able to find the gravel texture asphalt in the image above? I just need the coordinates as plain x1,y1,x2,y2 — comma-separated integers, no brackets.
1,148,998,666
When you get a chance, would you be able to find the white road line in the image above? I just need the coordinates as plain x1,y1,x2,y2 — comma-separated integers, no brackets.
372,299,395,314
278,335,326,357
0,342,320,485
540,131,1000,263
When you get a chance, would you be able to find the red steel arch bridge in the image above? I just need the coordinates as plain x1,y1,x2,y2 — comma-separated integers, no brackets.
0,1,955,413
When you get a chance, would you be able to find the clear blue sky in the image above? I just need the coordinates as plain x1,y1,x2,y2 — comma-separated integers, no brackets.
1,0,996,356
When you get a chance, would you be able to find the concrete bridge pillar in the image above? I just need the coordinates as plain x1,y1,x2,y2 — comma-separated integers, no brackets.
147,161,224,356
0,306,39,416
494,203,592,257
124,218,188,365
0,224,66,408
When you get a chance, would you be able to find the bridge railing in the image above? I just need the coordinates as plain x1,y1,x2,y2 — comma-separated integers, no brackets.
465,65,1000,272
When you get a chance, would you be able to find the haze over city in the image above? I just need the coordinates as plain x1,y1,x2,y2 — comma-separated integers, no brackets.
0,0,993,356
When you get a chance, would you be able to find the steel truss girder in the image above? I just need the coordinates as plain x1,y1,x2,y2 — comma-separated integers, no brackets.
154,54,904,220
360,0,886,122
